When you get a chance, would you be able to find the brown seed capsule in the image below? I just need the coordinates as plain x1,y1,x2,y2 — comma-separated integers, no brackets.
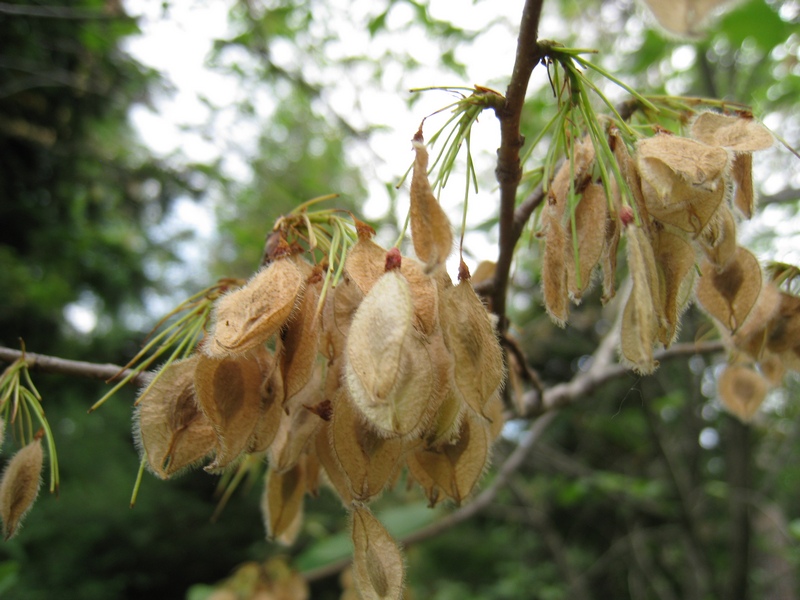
207,258,304,356
400,256,439,335
268,382,325,473
281,267,323,405
641,0,734,36
440,275,504,418
620,227,659,374
247,354,284,454
135,356,216,479
314,421,355,505
330,391,407,501
194,353,264,471
699,204,737,268
345,235,389,297
653,227,695,346
548,137,596,222
566,183,608,302
696,246,762,332
718,364,768,423
320,275,363,361
410,140,453,269
351,505,405,600
407,410,490,507
345,270,434,438
636,135,729,234
690,111,774,153
0,437,43,540
766,292,800,354
262,461,305,545
731,153,755,219
731,281,781,359
541,210,569,327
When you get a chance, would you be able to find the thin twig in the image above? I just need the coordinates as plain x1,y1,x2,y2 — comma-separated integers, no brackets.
492,0,547,332
0,346,150,386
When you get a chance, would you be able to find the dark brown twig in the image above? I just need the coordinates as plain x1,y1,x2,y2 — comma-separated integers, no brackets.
492,0,548,332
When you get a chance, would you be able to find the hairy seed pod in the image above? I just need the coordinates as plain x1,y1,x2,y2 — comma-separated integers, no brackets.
268,382,325,473
407,411,490,507
718,364,768,423
345,270,434,437
541,210,569,327
399,256,439,335
730,281,781,359
690,111,774,153
620,227,659,374
696,246,761,332
281,266,323,405
731,153,755,219
345,235,388,297
440,273,504,418
566,182,607,302
314,421,355,505
0,437,43,540
320,275,363,361
135,356,216,479
410,139,453,269
766,292,800,354
207,258,304,356
699,204,737,268
330,391,407,501
653,226,695,346
195,352,264,471
262,461,305,545
247,354,284,454
351,506,405,600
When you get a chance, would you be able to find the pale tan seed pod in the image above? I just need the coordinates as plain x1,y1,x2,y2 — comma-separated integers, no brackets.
641,0,735,37
759,352,786,386
653,226,695,346
690,111,774,153
0,437,43,540
699,203,737,268
351,505,405,600
718,364,769,423
601,203,623,304
424,385,465,447
330,391,407,502
611,130,649,229
407,410,490,507
0,418,5,451
268,385,325,473
620,227,659,374
548,137,596,222
195,353,264,471
731,154,755,219
314,421,355,505
766,292,800,355
247,354,284,454
207,258,304,357
483,391,506,441
440,273,504,418
345,235,388,297
400,256,439,335
566,183,608,302
636,135,729,235
135,356,216,479
541,210,569,327
696,247,762,332
281,266,323,405
730,281,781,359
320,275,363,361
345,270,434,438
262,461,305,544
410,139,453,269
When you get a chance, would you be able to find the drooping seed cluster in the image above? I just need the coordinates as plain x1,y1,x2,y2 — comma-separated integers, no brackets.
540,111,800,420
133,140,506,599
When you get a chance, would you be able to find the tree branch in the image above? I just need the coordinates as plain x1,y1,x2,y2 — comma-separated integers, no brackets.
0,346,148,386
492,0,547,331
760,187,800,207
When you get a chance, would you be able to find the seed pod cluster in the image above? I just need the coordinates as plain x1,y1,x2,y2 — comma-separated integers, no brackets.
538,113,787,389
132,139,505,600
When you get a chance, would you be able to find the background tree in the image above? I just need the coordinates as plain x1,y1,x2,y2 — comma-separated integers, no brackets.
1,1,799,599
